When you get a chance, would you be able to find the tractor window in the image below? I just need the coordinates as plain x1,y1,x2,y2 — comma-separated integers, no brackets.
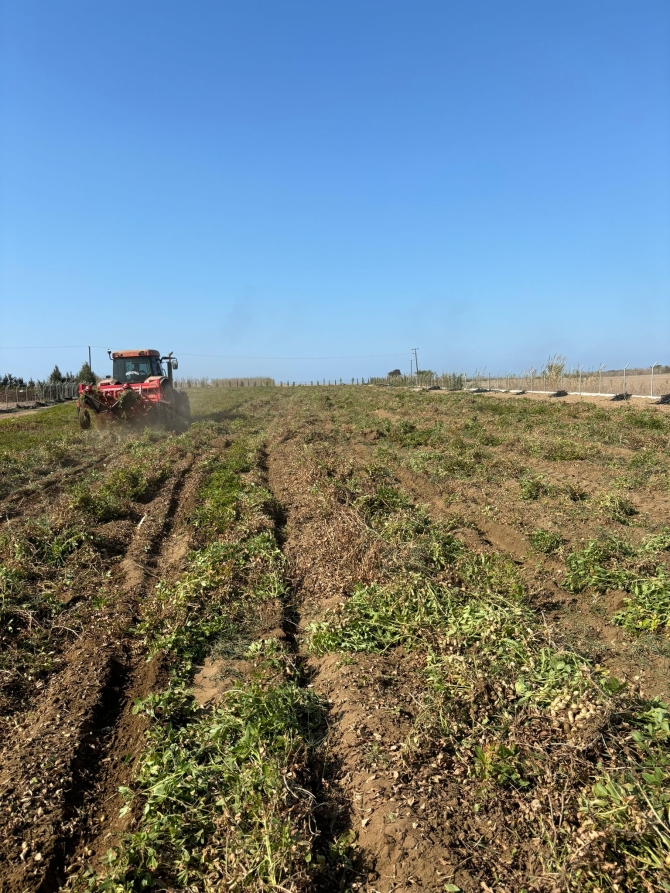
113,357,157,383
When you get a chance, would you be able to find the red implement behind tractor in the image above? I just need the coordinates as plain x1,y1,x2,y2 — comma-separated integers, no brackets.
76,349,190,430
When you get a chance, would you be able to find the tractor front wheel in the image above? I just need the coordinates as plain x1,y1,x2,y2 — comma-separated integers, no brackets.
79,408,91,430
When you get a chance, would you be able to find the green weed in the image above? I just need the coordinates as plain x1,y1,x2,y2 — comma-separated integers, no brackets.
191,442,254,532
9,517,88,567
629,449,660,470
473,742,531,790
310,579,454,653
624,411,668,431
614,573,670,635
563,532,670,635
378,420,437,447
356,484,409,517
529,528,563,554
577,703,670,890
563,538,637,593
542,438,592,461
69,480,125,521
641,530,670,554
102,462,169,503
601,492,638,523
0,404,93,500
406,449,479,480
104,653,325,891
519,475,551,500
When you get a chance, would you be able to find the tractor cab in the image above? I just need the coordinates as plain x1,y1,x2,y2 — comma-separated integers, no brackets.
112,352,164,384
100,350,178,385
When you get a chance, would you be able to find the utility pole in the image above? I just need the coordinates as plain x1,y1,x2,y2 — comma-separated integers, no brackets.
412,348,419,381
88,346,92,373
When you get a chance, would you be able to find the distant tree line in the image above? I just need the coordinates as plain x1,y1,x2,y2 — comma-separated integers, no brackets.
371,369,464,389
1,373,33,388
47,363,97,384
1,362,98,389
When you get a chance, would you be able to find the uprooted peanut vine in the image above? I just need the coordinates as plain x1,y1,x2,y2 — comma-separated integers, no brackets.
306,453,670,892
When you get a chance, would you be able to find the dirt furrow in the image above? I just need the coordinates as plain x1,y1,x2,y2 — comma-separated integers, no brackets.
0,455,197,893
267,436,467,892
60,453,210,881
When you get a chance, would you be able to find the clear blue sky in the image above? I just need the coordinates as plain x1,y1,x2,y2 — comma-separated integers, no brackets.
1,1,669,382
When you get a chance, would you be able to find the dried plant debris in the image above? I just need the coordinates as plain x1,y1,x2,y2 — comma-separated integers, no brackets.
1,385,669,893
305,456,670,891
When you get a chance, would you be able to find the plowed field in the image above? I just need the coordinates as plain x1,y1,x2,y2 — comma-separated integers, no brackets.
1,388,669,893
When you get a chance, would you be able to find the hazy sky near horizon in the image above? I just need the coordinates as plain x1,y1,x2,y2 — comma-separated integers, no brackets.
1,1,669,382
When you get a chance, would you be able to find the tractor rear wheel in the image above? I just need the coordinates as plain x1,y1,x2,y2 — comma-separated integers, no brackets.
177,392,191,421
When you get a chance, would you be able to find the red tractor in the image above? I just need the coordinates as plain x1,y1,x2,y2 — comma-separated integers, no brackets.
77,349,190,430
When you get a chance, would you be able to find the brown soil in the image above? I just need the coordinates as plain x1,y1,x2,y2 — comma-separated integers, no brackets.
0,454,203,892
264,394,670,890
267,435,479,892
2,388,669,892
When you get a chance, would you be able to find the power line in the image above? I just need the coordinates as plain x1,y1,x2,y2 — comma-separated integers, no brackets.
177,352,409,360
1,346,411,361
0,345,92,350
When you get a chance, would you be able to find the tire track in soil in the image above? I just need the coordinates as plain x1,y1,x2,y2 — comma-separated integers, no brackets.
253,445,354,892
266,437,469,893
0,453,202,893
59,452,210,887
